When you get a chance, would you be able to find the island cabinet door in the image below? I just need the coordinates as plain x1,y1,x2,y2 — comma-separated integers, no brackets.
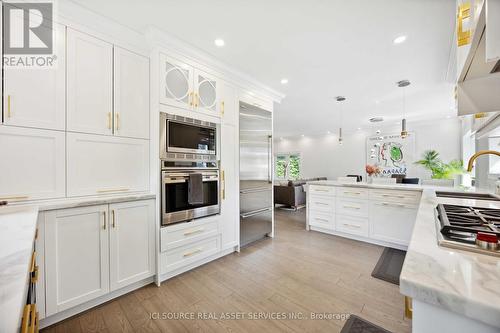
109,200,155,291
45,205,110,316
369,202,418,246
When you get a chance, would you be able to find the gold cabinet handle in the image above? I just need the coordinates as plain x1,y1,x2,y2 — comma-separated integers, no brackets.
183,247,202,257
31,265,39,284
107,112,112,130
115,113,120,131
112,210,116,228
103,211,107,230
221,101,225,116
96,188,130,194
221,169,226,200
194,93,199,107
183,228,204,236
21,305,30,333
7,95,11,118
405,296,413,319
189,91,194,106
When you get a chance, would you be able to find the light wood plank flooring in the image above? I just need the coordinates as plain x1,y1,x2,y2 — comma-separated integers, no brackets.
42,208,411,333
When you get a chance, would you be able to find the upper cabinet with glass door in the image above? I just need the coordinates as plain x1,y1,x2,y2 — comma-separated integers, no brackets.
159,53,220,117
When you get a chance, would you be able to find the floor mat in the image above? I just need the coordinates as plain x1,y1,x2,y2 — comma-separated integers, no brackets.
340,315,392,333
371,247,406,285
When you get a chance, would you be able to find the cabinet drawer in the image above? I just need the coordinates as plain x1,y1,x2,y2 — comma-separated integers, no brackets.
161,218,218,252
309,195,335,213
336,215,369,237
337,187,369,199
336,198,368,217
308,185,336,197
308,211,335,230
370,189,421,204
161,236,219,274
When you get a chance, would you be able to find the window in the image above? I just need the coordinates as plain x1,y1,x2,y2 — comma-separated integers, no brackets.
275,153,301,180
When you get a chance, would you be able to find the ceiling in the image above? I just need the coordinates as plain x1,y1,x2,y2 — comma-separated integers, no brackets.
67,0,457,137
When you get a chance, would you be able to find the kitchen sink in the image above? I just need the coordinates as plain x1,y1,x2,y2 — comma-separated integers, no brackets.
435,191,500,201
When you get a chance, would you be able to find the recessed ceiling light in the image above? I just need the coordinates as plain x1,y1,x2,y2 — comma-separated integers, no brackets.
301,134,305,137
280,78,288,84
214,38,225,47
393,35,407,44
357,127,361,130
375,100,380,104
327,131,331,134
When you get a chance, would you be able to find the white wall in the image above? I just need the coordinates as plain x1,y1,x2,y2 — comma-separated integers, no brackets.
274,118,462,181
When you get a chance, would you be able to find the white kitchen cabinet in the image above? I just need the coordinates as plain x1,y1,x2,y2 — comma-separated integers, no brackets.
0,126,65,201
159,53,194,109
219,80,238,126
114,47,150,139
45,205,110,316
194,69,218,114
369,202,418,246
336,215,369,237
220,124,239,250
109,200,155,291
67,133,149,197
309,211,335,230
486,0,500,62
3,23,65,130
67,28,113,135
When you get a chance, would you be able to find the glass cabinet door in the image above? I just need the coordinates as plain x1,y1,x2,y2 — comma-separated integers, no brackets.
160,54,194,109
194,69,218,113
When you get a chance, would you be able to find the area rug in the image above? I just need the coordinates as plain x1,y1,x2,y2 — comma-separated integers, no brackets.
371,247,406,285
340,315,392,333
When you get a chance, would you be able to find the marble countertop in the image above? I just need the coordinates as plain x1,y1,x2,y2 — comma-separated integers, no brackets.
306,180,481,193
8,193,156,212
0,206,38,333
400,190,500,328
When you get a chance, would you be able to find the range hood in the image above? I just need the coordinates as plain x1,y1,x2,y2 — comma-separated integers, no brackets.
457,0,500,116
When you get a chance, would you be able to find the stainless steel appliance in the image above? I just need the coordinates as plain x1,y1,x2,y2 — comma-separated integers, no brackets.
435,204,500,257
239,102,273,247
160,112,218,169
161,169,220,225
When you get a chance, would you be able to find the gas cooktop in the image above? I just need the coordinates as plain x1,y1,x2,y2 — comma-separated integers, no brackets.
436,204,500,257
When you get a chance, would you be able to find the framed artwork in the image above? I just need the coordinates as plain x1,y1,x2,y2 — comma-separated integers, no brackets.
366,133,415,176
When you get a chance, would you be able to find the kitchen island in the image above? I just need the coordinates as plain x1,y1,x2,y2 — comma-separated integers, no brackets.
306,180,500,333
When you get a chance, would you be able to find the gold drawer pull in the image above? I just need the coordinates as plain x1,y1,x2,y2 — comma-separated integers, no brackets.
315,218,329,223
221,101,225,116
183,247,202,257
314,202,329,206
96,188,130,194
343,205,360,210
342,223,361,229
184,228,205,236
112,210,116,228
0,195,29,201
7,95,12,118
115,113,120,131
344,191,361,195
31,265,39,284
107,112,112,130
405,296,413,319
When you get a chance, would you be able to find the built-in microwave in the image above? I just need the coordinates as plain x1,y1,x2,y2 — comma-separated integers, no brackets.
160,113,217,164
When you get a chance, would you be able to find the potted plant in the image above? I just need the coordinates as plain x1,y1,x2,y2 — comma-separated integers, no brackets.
365,164,381,183
415,150,465,180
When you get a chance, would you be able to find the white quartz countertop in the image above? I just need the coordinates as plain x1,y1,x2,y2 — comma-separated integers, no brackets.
8,193,156,212
0,206,38,333
400,189,500,328
307,180,462,192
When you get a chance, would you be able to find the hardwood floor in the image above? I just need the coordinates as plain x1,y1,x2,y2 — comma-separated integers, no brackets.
41,208,411,333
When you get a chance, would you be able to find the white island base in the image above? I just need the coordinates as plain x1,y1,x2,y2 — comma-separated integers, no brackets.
413,300,500,333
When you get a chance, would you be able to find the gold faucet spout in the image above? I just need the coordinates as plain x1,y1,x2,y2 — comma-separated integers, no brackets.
467,150,500,172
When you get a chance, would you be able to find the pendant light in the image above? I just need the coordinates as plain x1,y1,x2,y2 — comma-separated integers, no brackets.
397,80,410,138
335,96,346,145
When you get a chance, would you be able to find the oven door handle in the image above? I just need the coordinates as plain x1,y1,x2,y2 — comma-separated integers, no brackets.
163,178,219,184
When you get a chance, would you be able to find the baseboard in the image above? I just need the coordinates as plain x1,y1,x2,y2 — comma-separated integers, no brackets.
159,246,237,282
309,226,408,251
39,276,155,329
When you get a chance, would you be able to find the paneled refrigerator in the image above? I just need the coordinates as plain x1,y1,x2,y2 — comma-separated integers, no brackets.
239,102,273,247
